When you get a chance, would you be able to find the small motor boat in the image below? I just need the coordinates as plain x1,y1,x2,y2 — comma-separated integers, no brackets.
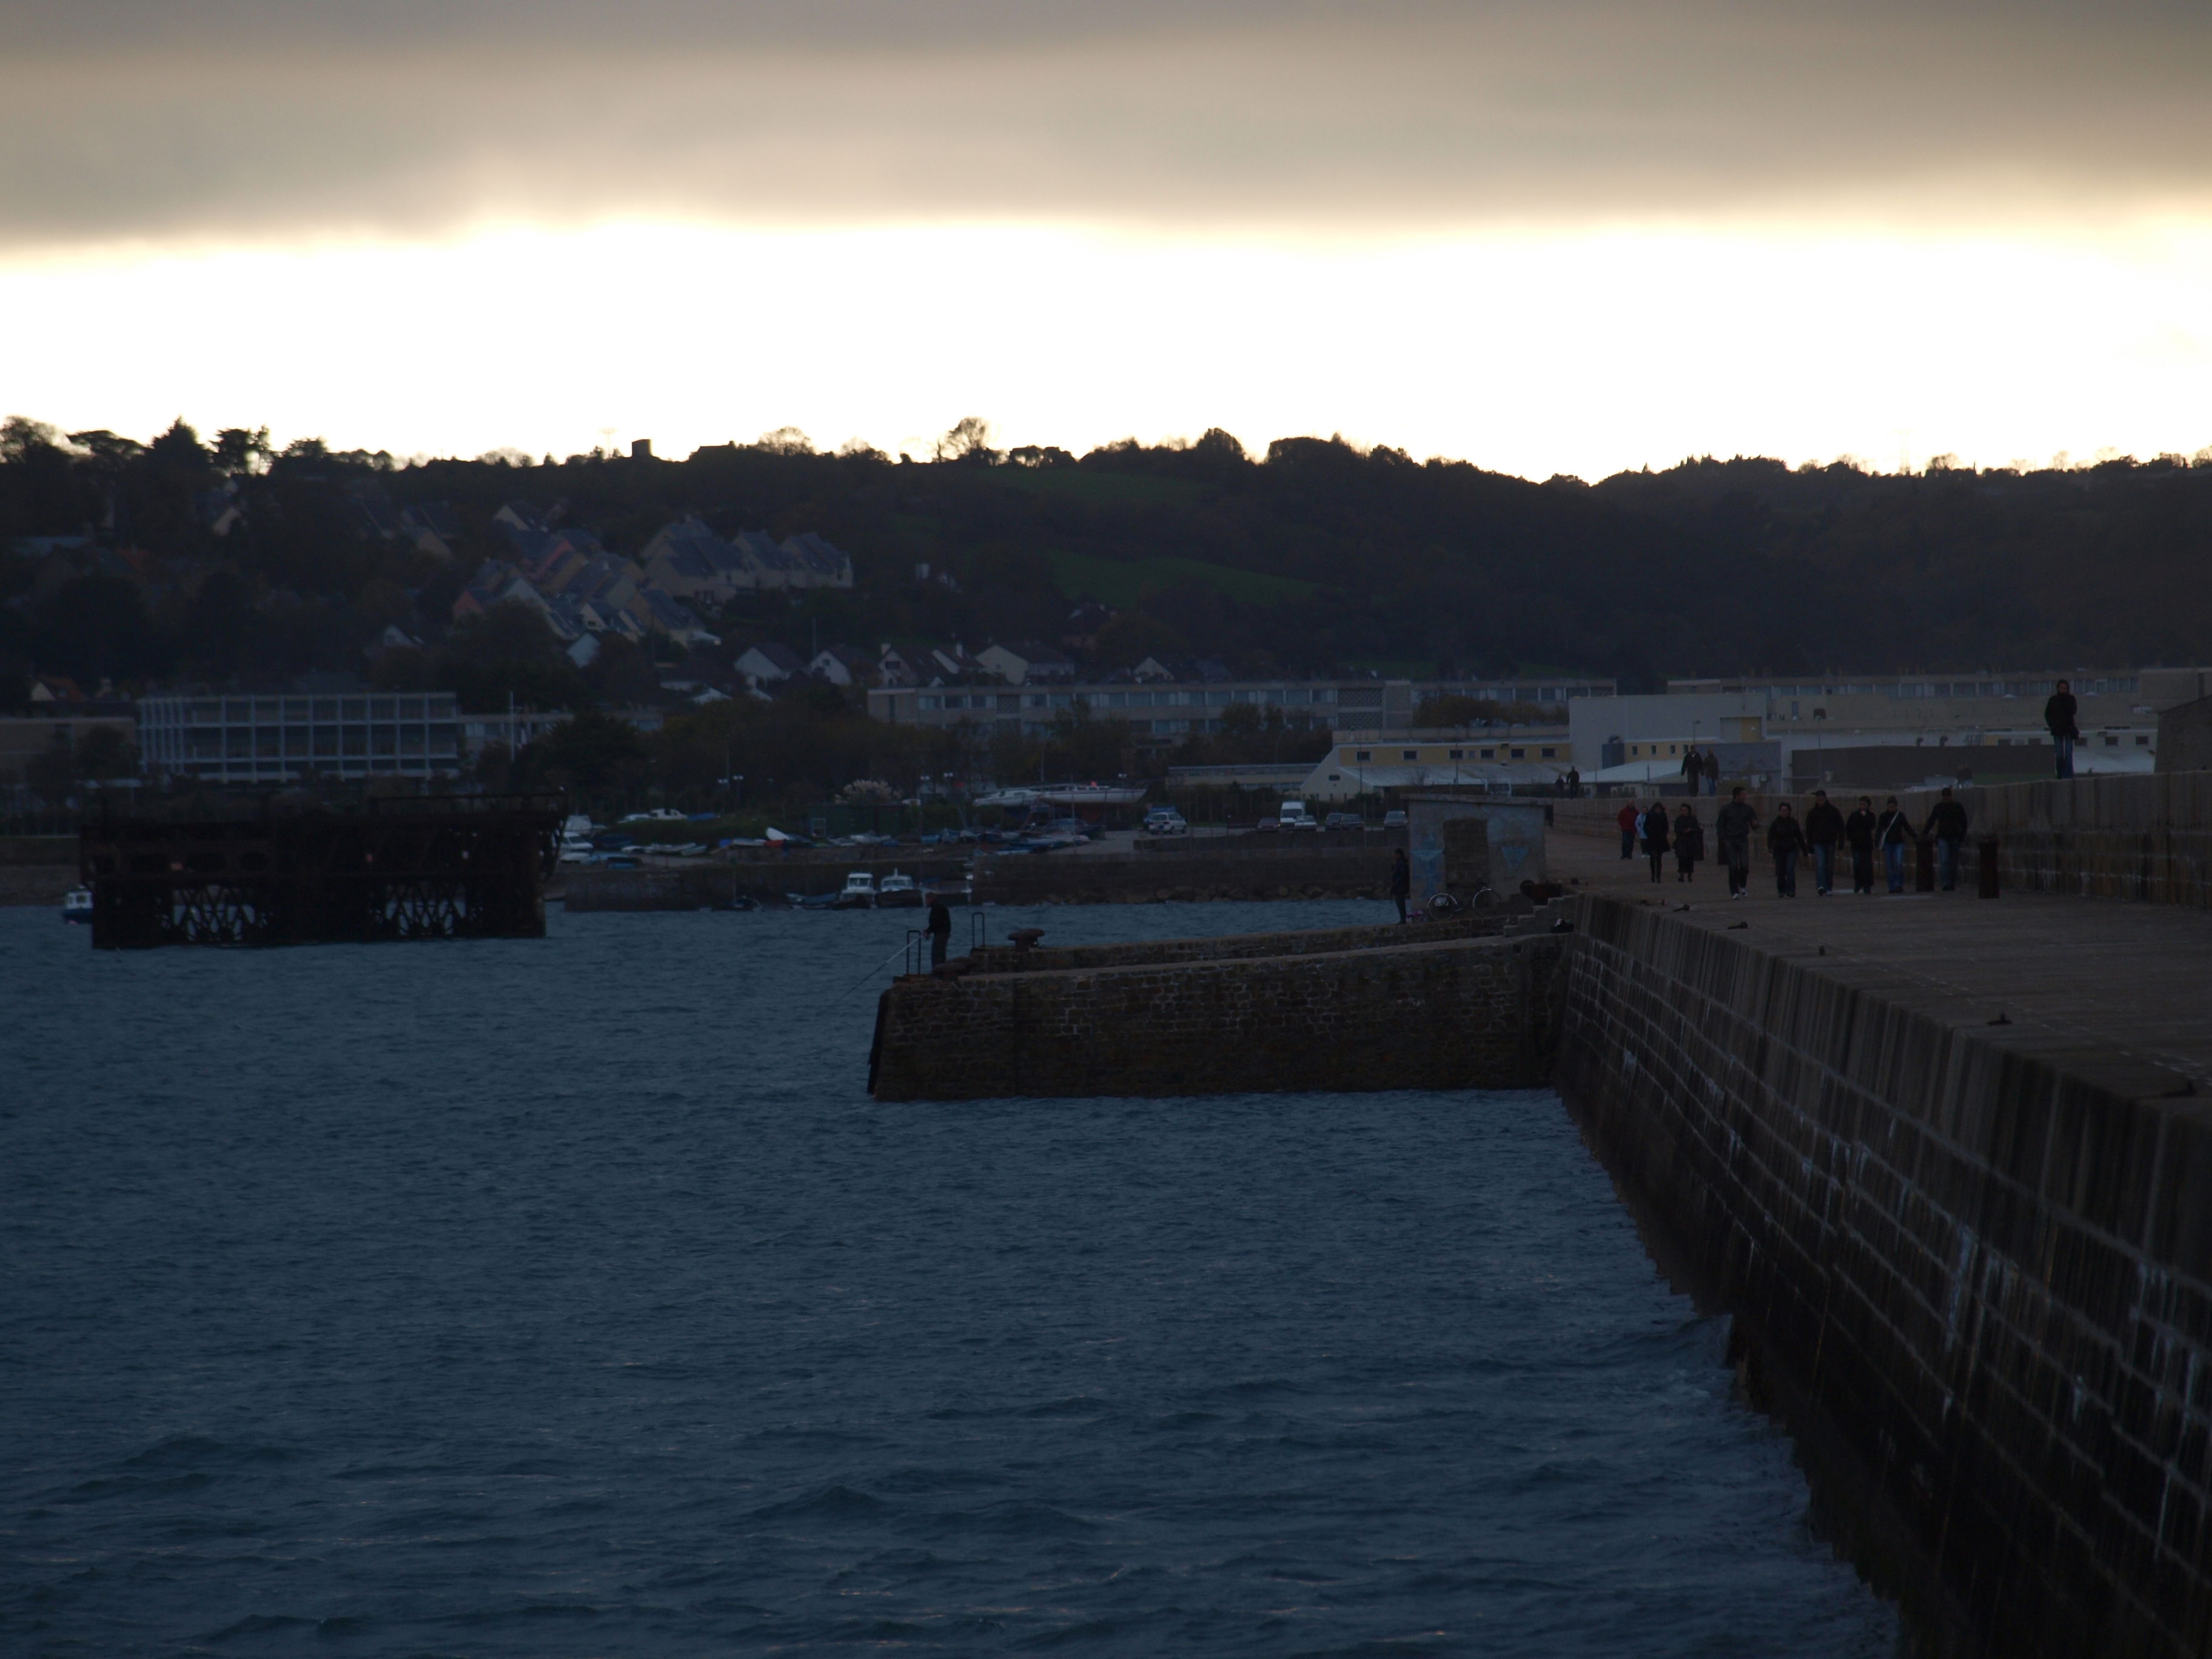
830,872,877,910
875,871,922,908
62,888,93,924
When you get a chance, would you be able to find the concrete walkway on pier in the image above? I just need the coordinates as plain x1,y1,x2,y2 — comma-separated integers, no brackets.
1550,823,2212,1095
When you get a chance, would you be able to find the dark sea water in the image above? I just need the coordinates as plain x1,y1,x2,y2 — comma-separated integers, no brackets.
1,899,1899,1657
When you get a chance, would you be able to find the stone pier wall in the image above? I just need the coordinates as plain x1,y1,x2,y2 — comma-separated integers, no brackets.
1553,894,2212,1657
870,931,1567,1101
972,847,1396,906
962,910,1513,975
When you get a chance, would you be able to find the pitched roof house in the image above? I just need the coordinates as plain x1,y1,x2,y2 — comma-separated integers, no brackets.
782,532,856,589
736,643,807,686
975,642,1078,685
809,645,876,686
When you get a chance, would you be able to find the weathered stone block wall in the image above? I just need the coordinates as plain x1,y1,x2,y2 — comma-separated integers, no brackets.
972,848,1399,906
1554,894,2212,1657
2157,700,2212,776
871,933,1566,1101
962,910,1512,975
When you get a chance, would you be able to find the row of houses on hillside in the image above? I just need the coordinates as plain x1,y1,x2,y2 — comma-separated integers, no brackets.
638,516,853,600
454,509,712,660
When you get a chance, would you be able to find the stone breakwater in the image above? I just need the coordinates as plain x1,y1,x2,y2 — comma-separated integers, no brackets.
962,910,1512,976
869,928,1568,1102
972,847,1395,906
868,882,2212,1657
1555,894,2211,1658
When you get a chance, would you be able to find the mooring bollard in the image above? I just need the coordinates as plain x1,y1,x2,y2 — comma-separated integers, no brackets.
1978,836,2001,899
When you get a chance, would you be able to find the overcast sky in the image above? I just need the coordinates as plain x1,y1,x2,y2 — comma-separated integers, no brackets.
6,0,2209,474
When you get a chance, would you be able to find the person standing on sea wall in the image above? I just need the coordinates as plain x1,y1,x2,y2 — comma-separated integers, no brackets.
1845,796,1878,894
1922,786,1971,891
1681,745,1702,793
2045,679,2080,779
1877,795,1912,893
1802,789,1844,897
1389,846,1411,923
1672,802,1704,883
1642,799,1671,883
1716,786,1758,899
1616,799,1638,859
926,893,953,968
1702,749,1721,796
1767,802,1807,897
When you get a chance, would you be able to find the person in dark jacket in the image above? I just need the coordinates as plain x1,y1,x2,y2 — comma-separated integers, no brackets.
1681,745,1701,788
1922,786,1970,891
1389,846,1411,922
1715,786,1758,899
1801,789,1844,896
1672,803,1704,882
1642,800,1671,882
1767,802,1806,897
1876,795,1911,893
1844,796,1879,894
925,894,953,967
1616,800,1639,859
1702,749,1721,796
2045,680,2079,779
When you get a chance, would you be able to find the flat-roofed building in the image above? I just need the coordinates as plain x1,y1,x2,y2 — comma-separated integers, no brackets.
1299,726,1575,800
138,693,465,783
868,675,1612,739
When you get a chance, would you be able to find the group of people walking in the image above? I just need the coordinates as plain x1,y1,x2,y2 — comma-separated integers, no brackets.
1678,745,1721,795
1618,785,1974,899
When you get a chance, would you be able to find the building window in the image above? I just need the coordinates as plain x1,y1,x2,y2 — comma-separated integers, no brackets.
1401,749,1416,761
1449,749,1463,760
2137,735,2150,745
1541,747,1557,759
1481,748,1495,760
2105,735,2119,746
1356,750,1371,762
1510,748,1526,759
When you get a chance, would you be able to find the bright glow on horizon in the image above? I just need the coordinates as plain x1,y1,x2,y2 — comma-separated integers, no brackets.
7,219,2210,480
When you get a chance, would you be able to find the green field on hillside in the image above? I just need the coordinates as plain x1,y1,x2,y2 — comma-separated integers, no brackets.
1042,548,1317,608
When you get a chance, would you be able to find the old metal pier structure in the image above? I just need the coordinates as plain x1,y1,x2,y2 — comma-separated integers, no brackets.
78,794,565,948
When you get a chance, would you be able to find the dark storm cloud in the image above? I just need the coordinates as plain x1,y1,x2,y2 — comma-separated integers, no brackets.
2,1,2207,246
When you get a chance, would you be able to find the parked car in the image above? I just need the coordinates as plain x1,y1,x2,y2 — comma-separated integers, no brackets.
1252,816,1281,833
1144,809,1189,836
1276,798,1319,831
1383,809,1407,828
1323,812,1363,831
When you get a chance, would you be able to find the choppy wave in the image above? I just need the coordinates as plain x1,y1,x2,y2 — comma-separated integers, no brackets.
0,900,1899,1656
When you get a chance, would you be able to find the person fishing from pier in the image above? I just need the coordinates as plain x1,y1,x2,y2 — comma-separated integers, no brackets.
1802,789,1844,896
1389,846,1411,923
1641,799,1671,883
1876,795,1912,893
925,893,953,968
1671,802,1704,882
1844,796,1879,894
1766,801,1807,897
1715,786,1758,899
1921,786,1971,891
